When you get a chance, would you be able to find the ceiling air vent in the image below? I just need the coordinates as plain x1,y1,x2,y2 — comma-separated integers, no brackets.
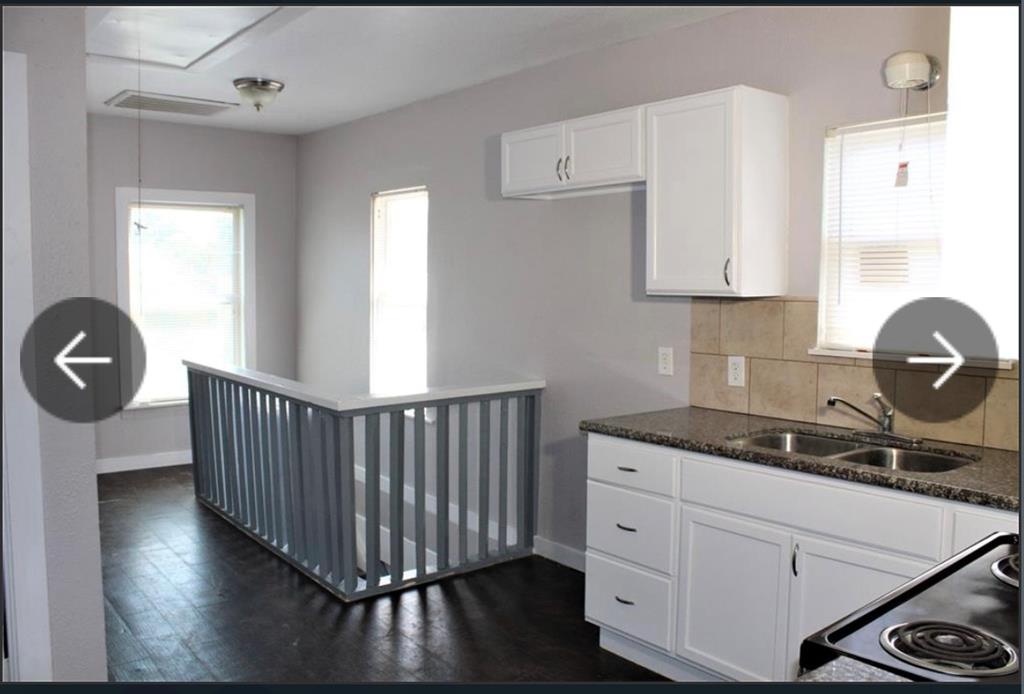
105,90,238,116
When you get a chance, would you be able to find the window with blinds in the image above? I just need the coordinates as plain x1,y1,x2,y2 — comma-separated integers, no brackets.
370,187,428,396
817,114,946,352
128,202,245,404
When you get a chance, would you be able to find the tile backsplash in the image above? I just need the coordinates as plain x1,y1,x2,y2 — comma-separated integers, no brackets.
690,298,1019,451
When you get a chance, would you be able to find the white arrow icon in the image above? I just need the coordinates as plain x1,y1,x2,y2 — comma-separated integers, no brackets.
54,330,112,390
906,331,964,390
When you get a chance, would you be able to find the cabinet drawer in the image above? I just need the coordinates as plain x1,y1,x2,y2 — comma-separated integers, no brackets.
587,481,674,573
679,456,945,561
588,434,677,496
585,552,671,650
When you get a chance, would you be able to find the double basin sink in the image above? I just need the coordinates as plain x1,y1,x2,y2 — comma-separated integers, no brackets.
730,431,973,473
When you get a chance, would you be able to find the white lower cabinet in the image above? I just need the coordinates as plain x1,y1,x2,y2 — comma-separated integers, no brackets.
582,434,1019,682
784,535,931,679
585,553,672,650
675,506,791,681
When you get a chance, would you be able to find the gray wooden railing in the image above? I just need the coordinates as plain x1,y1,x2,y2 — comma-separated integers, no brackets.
184,361,543,601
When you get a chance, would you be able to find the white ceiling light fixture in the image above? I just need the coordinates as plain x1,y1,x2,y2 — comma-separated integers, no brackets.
883,51,941,90
233,77,285,112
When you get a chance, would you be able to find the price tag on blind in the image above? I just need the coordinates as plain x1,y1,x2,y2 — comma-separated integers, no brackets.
894,161,909,187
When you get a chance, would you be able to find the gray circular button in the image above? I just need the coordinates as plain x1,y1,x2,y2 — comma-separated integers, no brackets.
20,297,146,423
873,298,997,423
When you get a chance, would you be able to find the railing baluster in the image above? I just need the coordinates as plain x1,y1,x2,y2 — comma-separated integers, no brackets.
388,411,405,581
365,413,381,588
248,388,262,534
478,400,491,559
435,406,450,571
237,386,251,527
287,401,307,565
527,394,541,549
516,396,527,548
498,397,509,553
259,393,273,544
210,378,224,509
303,407,321,574
265,394,280,548
458,403,468,565
187,372,200,497
323,413,341,584
200,376,215,500
339,416,357,594
414,407,426,577
226,382,241,517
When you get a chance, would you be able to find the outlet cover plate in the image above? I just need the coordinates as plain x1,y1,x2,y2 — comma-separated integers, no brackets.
728,356,745,387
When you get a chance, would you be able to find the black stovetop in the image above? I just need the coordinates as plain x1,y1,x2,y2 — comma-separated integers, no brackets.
801,532,1020,683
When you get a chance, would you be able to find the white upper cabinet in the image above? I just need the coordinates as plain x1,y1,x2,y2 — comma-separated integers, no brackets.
501,123,565,196
501,106,644,198
646,86,788,296
500,86,788,295
564,107,644,188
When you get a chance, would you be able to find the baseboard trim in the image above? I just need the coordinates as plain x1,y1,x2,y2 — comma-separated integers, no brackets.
533,535,585,572
97,449,192,475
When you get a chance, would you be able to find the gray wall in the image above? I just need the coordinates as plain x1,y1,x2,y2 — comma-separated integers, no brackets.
3,6,107,679
88,115,299,460
297,6,950,553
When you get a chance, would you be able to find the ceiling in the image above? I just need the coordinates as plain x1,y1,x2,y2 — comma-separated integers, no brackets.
86,6,738,135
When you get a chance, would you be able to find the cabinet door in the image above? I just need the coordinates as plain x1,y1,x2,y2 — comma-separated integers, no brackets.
564,107,644,188
646,92,735,295
786,535,930,679
501,123,564,196
676,505,791,681
948,508,1019,556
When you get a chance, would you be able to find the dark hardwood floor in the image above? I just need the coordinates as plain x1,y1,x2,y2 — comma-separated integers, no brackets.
98,465,663,683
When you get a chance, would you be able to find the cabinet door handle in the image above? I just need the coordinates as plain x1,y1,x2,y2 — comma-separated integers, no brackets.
792,543,800,577
616,465,638,473
614,595,635,606
564,155,571,180
556,157,563,181
723,258,732,287
615,523,638,533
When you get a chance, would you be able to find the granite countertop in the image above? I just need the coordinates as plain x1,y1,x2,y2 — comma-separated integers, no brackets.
579,407,1019,511
797,656,910,683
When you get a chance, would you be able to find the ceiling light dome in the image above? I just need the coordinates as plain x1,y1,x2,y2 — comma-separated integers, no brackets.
233,77,284,112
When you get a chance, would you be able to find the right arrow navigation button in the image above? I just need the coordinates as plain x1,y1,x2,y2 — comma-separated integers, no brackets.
906,330,965,390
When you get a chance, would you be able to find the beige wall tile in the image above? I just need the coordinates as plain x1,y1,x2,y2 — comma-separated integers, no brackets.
856,358,938,373
690,298,720,354
690,353,748,414
720,299,784,359
816,364,896,429
961,361,1019,380
894,371,985,446
749,359,818,423
983,378,1019,450
782,301,817,361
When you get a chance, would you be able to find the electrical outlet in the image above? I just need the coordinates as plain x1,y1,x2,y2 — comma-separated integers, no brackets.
727,356,745,387
658,347,674,376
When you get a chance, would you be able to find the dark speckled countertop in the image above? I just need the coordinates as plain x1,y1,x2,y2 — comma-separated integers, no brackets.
579,407,1019,512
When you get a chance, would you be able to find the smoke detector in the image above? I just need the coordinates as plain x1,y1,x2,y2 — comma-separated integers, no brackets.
233,77,285,112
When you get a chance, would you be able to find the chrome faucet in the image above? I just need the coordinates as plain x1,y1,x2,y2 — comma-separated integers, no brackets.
827,393,893,432
826,393,922,445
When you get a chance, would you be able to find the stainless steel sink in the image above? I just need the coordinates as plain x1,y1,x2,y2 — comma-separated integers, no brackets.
731,432,864,457
831,447,971,472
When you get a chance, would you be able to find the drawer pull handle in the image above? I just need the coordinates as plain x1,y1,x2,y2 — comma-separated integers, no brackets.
615,523,638,533
614,595,635,606
616,466,638,472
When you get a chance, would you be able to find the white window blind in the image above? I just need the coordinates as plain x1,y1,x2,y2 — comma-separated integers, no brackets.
370,187,428,396
129,202,244,404
818,115,946,352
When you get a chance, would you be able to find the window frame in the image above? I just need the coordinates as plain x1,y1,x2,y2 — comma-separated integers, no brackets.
114,186,257,409
368,185,429,398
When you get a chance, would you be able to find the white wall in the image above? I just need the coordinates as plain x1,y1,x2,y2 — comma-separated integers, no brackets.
2,6,107,680
296,6,950,553
88,115,299,461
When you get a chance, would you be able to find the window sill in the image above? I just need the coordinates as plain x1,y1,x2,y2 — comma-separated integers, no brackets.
120,399,189,417
808,347,1016,370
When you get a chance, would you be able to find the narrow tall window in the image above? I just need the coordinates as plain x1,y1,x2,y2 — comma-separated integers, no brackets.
118,188,253,406
370,187,428,395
